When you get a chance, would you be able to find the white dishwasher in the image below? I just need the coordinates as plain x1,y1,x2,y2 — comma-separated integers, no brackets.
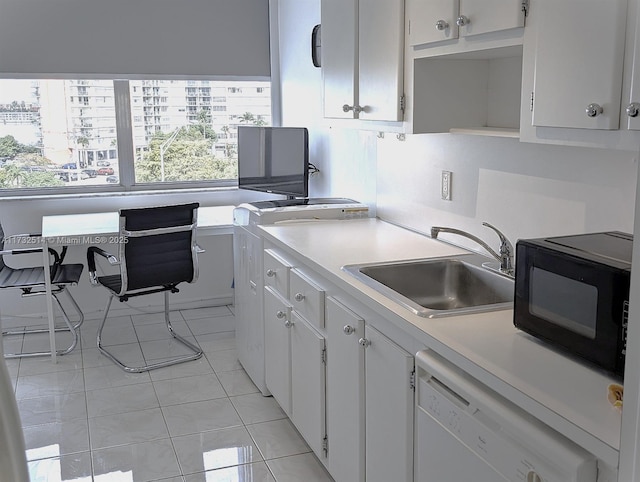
415,350,597,482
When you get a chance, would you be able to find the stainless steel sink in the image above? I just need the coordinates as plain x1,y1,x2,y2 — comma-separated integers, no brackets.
342,254,514,318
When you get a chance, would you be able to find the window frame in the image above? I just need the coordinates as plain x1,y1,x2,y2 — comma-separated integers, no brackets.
0,76,274,198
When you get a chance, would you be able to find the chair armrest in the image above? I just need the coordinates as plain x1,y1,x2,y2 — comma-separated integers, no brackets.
87,246,119,285
2,232,68,263
0,247,61,263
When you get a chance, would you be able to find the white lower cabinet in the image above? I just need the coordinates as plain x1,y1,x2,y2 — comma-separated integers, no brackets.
363,325,414,482
263,253,328,461
326,298,366,482
290,311,326,459
325,297,414,482
263,286,292,416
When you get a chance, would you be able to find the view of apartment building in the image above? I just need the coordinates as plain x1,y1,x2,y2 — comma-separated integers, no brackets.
1,79,272,167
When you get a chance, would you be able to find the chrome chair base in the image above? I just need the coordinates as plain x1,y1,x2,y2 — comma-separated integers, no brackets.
97,291,203,373
3,289,85,359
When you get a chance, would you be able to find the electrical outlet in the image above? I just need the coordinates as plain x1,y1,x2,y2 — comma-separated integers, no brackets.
441,171,452,201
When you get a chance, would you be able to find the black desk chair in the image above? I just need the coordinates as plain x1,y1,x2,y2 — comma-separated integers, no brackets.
87,203,204,373
0,225,84,358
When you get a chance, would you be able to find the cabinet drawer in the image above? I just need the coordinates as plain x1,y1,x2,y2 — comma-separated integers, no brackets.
290,268,326,329
264,249,293,295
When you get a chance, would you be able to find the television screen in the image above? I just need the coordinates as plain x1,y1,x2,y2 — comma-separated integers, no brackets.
237,126,309,198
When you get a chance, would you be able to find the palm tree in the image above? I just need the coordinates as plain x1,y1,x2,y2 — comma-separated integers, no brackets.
239,112,255,124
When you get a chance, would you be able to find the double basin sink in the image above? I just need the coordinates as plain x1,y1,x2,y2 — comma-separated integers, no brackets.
342,253,514,318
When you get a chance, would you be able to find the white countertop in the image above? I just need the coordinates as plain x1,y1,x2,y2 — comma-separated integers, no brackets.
259,218,621,466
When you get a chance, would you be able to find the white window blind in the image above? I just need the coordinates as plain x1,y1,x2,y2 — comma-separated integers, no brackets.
0,0,271,78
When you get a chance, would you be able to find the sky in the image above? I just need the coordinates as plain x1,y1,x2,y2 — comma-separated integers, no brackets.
0,80,35,104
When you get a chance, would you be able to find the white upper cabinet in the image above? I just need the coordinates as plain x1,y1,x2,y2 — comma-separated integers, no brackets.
408,0,459,46
530,0,627,130
321,0,358,119
405,0,526,136
457,0,525,38
408,0,525,47
321,0,404,122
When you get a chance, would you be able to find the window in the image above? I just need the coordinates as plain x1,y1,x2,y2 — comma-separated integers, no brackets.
0,78,271,193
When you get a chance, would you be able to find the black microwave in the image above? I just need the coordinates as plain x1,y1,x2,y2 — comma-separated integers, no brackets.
513,231,632,379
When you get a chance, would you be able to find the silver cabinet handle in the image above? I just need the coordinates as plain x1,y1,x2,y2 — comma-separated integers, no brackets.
266,269,276,277
342,104,363,114
358,337,371,348
294,293,305,302
456,15,469,27
435,20,449,30
276,310,286,319
284,320,293,328
586,103,603,117
626,102,640,118
343,325,355,335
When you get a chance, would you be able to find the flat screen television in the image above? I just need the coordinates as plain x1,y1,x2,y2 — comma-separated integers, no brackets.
237,126,309,198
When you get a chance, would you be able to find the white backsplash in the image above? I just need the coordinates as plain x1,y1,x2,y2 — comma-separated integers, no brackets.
376,133,637,248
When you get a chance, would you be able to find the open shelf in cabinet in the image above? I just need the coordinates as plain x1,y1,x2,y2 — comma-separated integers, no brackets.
409,45,523,137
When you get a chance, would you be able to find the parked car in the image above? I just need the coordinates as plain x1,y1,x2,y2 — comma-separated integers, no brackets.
96,160,111,167
20,166,46,173
57,171,78,182
105,175,119,183
81,169,97,179
61,163,77,170
97,167,114,175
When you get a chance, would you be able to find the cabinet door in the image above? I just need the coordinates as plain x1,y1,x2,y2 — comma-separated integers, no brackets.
321,0,358,118
263,286,292,415
234,228,268,395
531,0,627,129
325,298,365,482
407,0,458,46
407,0,458,47
358,0,405,121
364,326,414,482
233,229,249,365
458,0,524,38
290,312,326,459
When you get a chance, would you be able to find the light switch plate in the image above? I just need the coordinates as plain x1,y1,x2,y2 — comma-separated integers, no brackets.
441,171,452,201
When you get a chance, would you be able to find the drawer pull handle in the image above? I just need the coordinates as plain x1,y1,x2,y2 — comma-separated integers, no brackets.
435,19,449,31
294,293,305,302
266,269,276,277
343,325,355,335
359,337,371,348
284,320,293,328
276,310,286,319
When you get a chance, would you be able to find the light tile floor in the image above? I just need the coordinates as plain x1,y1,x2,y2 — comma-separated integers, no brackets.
4,305,334,482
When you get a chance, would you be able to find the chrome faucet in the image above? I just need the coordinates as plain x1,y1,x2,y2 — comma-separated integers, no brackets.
430,222,514,276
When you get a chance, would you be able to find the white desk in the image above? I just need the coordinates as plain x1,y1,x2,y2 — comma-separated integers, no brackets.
41,205,235,361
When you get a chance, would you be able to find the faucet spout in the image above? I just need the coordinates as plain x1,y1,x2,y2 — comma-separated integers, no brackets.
430,223,514,276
